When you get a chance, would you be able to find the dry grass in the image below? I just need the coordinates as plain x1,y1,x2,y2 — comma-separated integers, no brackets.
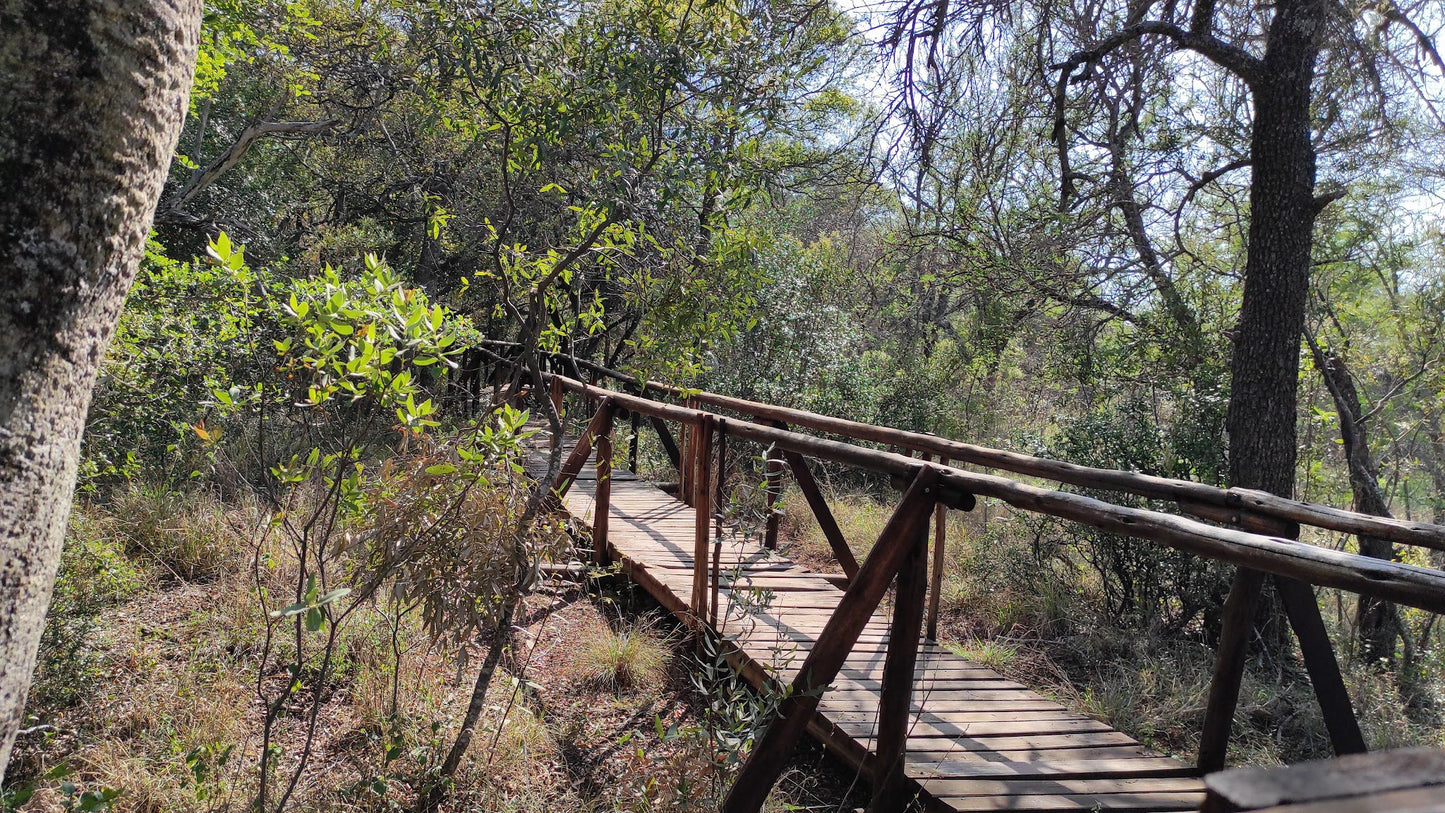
107,485,253,582
574,619,673,693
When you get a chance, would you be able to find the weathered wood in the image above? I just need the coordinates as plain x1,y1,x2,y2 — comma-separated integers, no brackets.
549,375,564,418
535,458,1202,813
1274,576,1366,758
722,468,940,813
868,517,931,813
690,415,714,624
1202,747,1445,812
782,449,861,579
929,455,948,641
515,354,1445,552
593,410,614,565
1198,568,1266,773
648,415,681,470
553,398,616,500
672,382,1445,552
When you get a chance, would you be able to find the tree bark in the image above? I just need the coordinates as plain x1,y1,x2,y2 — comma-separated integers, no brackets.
1224,0,1326,651
0,0,202,781
1307,337,1401,663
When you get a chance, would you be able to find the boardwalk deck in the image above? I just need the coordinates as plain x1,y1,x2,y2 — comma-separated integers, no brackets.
528,430,1206,812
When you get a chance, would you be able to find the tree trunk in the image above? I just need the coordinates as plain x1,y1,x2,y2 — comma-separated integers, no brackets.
1308,339,1400,663
1224,0,1325,651
0,0,202,781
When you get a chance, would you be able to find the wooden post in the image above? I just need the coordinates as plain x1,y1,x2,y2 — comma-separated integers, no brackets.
549,375,564,419
628,407,640,472
1198,567,1266,773
721,468,940,813
711,422,727,628
782,450,861,579
867,512,930,812
715,423,728,539
690,415,715,625
593,408,614,565
764,445,784,550
927,455,948,641
679,396,695,507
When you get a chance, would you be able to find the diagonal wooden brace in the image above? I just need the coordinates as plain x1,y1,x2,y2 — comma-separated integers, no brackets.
782,449,861,580
721,467,940,813
551,397,617,503
1276,575,1367,757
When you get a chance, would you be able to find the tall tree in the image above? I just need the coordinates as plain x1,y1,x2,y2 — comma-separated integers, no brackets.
0,0,202,781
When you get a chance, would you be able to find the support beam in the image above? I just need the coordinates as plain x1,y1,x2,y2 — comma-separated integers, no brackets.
927,456,948,641
1198,567,1266,773
721,468,940,813
593,409,615,565
1276,575,1367,757
649,415,681,470
690,415,715,625
782,449,861,580
553,398,616,501
867,517,930,812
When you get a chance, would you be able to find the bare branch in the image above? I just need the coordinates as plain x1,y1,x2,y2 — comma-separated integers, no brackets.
157,119,339,222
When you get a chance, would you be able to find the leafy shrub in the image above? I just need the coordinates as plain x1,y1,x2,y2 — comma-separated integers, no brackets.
1047,397,1231,633
24,510,145,717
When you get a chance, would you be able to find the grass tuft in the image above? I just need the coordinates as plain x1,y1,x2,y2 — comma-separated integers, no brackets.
576,620,672,693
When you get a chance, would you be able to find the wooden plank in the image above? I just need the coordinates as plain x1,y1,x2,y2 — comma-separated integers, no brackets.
929,790,1205,812
1203,747,1445,811
906,757,1197,780
920,777,1207,797
524,427,1202,813
1248,787,1445,813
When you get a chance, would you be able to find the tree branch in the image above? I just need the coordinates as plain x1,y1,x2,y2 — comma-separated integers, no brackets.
156,119,339,222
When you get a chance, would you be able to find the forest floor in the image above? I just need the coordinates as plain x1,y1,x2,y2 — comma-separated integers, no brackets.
10,480,1445,813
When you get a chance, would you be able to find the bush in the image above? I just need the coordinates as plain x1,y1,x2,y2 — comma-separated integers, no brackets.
1047,397,1231,633
24,509,145,717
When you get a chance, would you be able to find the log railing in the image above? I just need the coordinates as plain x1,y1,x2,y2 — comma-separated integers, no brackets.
485,349,1445,812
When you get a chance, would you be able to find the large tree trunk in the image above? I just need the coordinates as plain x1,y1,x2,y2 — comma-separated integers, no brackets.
1224,0,1325,650
0,0,202,781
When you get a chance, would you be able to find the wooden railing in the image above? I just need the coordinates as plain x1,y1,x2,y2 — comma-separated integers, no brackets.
483,346,1445,813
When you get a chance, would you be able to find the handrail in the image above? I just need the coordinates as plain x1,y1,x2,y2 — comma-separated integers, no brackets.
480,341,1445,552
503,355,1445,805
548,372,1445,615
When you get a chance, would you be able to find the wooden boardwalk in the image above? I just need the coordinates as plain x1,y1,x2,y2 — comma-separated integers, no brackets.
530,433,1206,812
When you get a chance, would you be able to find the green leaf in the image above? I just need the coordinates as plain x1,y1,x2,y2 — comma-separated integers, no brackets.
425,463,457,476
